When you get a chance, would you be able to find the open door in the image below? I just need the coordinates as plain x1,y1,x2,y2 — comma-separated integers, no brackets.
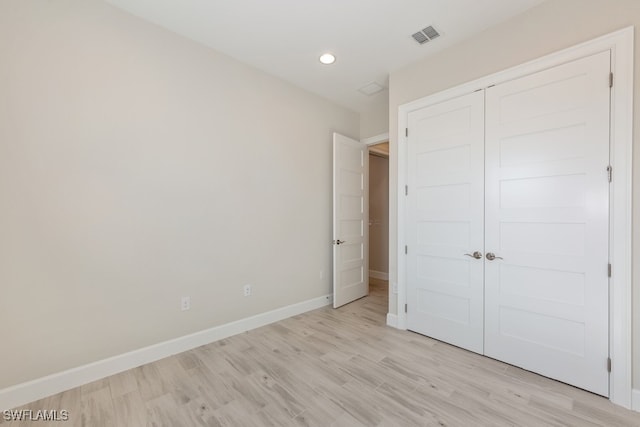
333,133,368,308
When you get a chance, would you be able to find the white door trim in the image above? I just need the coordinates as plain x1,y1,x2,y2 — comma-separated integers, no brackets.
396,27,634,408
361,132,389,146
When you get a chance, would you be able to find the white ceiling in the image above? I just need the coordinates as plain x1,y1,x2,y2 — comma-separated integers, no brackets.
105,0,544,113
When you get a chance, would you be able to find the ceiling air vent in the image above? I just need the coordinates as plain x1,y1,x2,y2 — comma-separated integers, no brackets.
412,25,440,45
358,82,385,96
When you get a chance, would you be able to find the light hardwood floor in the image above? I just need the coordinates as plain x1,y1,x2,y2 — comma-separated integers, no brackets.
4,278,640,426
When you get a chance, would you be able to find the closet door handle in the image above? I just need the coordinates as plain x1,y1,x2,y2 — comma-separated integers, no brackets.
464,251,483,259
486,252,503,261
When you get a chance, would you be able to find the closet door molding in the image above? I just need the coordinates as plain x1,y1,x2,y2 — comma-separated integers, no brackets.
396,27,633,408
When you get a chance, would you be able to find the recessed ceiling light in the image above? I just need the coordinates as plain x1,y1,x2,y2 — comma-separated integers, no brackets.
319,53,336,65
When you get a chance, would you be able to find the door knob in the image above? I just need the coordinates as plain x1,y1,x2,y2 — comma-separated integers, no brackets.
486,252,503,261
333,239,346,245
464,251,483,259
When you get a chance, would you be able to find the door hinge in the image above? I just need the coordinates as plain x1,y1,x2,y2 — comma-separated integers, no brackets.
405,185,408,196
405,303,408,313
405,245,408,254
607,357,612,373
609,72,614,88
607,165,612,182
405,128,409,137
608,263,612,278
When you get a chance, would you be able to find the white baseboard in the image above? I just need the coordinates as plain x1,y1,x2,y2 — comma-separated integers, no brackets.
0,294,332,411
631,389,640,412
386,313,398,328
369,270,389,281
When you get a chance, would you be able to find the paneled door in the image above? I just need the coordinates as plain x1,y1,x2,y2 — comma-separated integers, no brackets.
484,51,611,396
406,91,485,354
333,133,368,308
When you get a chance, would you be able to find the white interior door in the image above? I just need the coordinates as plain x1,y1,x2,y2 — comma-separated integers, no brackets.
406,91,485,354
484,51,611,396
333,133,368,308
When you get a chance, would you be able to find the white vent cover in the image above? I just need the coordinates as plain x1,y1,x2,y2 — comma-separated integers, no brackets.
358,82,385,96
412,25,440,45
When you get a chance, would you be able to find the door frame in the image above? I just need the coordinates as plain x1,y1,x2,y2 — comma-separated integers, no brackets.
396,27,634,408
361,132,389,146
362,132,390,283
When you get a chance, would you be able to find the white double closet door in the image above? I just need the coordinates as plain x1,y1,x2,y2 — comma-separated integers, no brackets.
406,51,611,396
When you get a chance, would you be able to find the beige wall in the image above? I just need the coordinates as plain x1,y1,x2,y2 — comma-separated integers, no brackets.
369,154,389,275
0,0,358,389
388,0,640,387
360,95,389,139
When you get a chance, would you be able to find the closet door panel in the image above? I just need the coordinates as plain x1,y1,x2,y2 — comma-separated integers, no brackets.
484,51,611,396
406,91,485,354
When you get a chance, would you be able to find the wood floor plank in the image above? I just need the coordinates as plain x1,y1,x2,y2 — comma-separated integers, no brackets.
187,366,235,409
80,386,116,427
145,393,185,427
207,399,261,427
112,390,147,427
133,363,165,402
248,369,305,418
329,411,369,427
108,369,139,399
315,381,383,426
293,397,346,427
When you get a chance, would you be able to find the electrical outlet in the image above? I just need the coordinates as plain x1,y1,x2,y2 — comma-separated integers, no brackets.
392,283,398,294
319,269,324,279
181,296,191,311
243,284,252,297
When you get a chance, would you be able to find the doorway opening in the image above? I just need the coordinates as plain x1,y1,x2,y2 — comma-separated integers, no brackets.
368,141,389,307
